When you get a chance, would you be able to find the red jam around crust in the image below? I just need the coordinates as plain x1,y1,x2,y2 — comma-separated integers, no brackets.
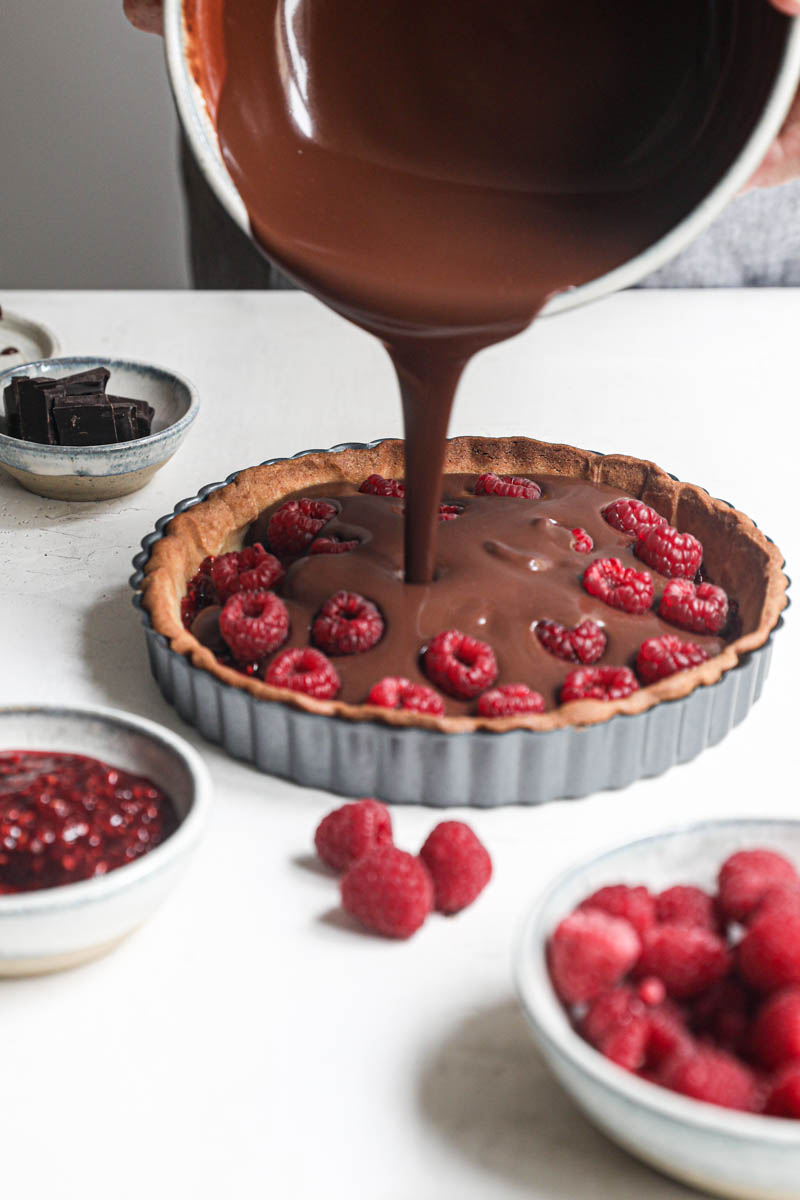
0,751,177,894
181,472,732,716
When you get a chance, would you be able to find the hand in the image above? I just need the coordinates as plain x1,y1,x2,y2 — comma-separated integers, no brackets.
748,0,800,188
123,0,163,35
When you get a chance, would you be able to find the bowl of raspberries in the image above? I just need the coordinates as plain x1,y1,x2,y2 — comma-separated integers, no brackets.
515,820,800,1200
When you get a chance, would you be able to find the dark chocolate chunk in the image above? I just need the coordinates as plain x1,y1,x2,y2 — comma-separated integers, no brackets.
17,378,64,444
0,346,18,356
60,367,111,396
127,397,155,437
109,398,138,442
52,396,117,446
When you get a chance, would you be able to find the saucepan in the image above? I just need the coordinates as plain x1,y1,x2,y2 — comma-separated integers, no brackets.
164,0,800,314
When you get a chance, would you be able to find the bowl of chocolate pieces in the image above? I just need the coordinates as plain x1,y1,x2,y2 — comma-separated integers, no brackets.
0,355,199,501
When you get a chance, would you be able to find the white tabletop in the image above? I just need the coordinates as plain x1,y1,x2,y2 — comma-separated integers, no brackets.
1,289,797,1200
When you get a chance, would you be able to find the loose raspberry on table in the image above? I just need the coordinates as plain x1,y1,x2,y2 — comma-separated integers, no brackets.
219,590,289,662
765,1063,800,1117
548,909,641,1005
656,885,717,931
267,498,337,557
738,907,800,993
561,666,639,703
636,634,710,685
474,472,542,500
264,647,341,699
476,684,545,717
340,846,433,938
419,821,492,914
658,579,729,636
536,618,607,665
637,923,729,999
309,535,360,554
718,849,799,923
571,527,593,554
751,987,800,1069
582,557,654,615
635,523,703,580
659,1047,758,1112
602,498,666,538
314,799,393,873
312,591,384,656
367,676,445,716
359,474,405,498
423,629,498,700
580,884,656,937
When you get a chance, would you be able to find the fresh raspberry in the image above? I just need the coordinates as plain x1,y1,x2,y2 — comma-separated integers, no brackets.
267,498,337,557
476,684,545,717
182,569,218,627
312,591,384,655
359,474,405,498
210,552,243,603
419,821,492,914
656,885,717,931
580,885,656,937
659,1047,758,1112
690,980,752,1053
309,535,360,554
340,846,433,938
637,924,729,999
548,909,641,1005
536,618,607,664
571,527,593,553
582,557,654,615
438,503,462,521
635,523,703,580
561,666,639,703
582,987,645,1047
765,1063,800,1117
718,849,799,923
647,1004,695,1067
474,472,542,500
738,907,800,993
636,635,710,685
637,977,667,1007
423,630,498,700
314,799,393,873
751,988,800,1069
658,579,729,636
367,676,445,716
264,647,341,699
754,883,800,923
180,594,196,628
602,498,666,538
219,590,289,662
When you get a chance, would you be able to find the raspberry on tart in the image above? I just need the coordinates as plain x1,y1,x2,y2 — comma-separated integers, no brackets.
602,497,665,538
583,557,655,615
219,590,289,662
359,474,405,497
659,579,729,635
264,647,341,698
561,666,639,703
309,535,360,555
268,498,337,557
477,684,545,717
536,618,606,664
571,527,593,553
636,634,710,685
423,630,498,699
367,677,445,716
635,523,703,580
474,472,541,499
312,591,384,656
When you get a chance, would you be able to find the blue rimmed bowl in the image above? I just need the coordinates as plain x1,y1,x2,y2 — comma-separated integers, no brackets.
0,356,199,501
515,819,800,1199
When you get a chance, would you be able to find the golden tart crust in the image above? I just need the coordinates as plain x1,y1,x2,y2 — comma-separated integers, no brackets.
140,437,788,733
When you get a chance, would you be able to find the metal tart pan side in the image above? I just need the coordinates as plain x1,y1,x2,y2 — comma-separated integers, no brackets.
130,442,782,807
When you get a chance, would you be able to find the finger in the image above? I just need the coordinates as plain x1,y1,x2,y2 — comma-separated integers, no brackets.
769,0,800,15
746,89,800,189
123,0,164,35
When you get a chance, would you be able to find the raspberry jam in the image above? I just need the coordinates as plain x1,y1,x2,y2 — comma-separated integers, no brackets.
0,751,177,894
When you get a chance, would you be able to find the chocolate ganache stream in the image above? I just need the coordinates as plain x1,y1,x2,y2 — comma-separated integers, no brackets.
189,0,752,581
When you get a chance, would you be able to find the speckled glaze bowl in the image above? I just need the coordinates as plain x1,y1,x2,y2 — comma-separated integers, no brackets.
515,819,800,1200
0,356,199,501
0,705,211,976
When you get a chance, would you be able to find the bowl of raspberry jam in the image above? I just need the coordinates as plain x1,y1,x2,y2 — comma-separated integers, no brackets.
0,705,211,976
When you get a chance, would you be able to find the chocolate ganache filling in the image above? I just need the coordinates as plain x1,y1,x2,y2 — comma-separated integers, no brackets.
189,0,785,581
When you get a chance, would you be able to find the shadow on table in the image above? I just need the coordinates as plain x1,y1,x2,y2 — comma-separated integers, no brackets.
417,998,704,1199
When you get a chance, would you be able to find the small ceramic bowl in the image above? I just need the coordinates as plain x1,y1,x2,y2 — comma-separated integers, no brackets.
0,705,211,976
0,356,199,501
515,819,800,1200
0,307,60,368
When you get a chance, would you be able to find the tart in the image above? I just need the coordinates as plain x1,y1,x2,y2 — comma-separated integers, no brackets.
140,437,788,734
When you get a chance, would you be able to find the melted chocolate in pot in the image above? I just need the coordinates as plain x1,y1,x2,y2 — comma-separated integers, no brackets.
193,0,750,580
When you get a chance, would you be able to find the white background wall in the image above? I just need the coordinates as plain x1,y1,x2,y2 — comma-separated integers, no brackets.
0,0,189,288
